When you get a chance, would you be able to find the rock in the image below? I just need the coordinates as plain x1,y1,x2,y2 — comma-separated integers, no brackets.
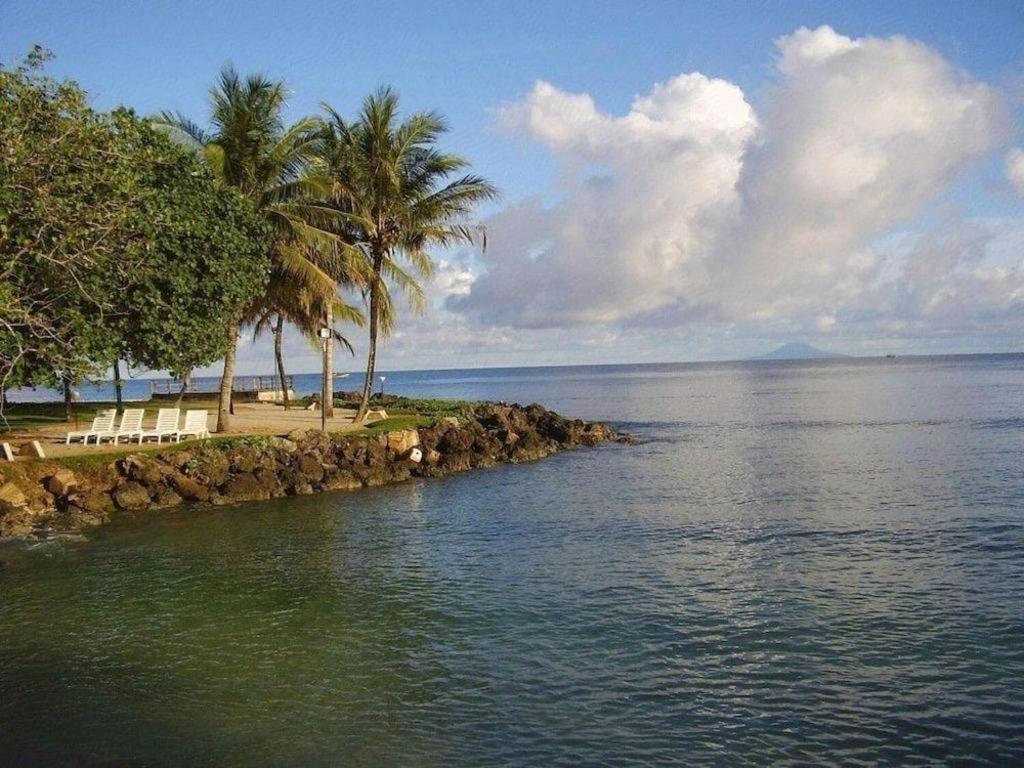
254,468,284,497
295,453,324,484
151,489,183,509
65,504,108,528
121,455,167,486
46,468,79,497
287,428,314,443
230,447,259,473
440,416,460,428
386,429,420,455
406,447,423,463
439,428,473,453
18,441,46,458
322,470,361,492
221,473,269,502
187,451,230,487
439,452,472,473
113,481,151,511
425,449,441,465
0,481,29,511
353,464,391,487
70,491,114,516
270,436,298,453
294,482,314,495
169,472,210,502
497,429,520,446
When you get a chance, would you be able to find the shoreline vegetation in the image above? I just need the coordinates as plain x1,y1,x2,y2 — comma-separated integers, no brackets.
0,397,629,541
2,50,496,434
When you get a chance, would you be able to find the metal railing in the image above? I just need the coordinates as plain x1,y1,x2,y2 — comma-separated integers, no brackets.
150,375,294,396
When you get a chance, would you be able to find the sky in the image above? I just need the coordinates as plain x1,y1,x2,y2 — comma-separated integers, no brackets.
3,0,1024,374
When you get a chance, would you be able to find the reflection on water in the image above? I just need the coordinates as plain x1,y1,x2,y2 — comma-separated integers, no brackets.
2,355,1023,765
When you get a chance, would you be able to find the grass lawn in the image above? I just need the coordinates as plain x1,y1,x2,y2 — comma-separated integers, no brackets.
0,398,220,434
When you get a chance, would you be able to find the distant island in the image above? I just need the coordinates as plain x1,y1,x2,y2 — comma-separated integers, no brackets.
757,342,847,360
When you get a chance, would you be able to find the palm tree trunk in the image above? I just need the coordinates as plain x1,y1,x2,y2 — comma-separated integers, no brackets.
113,359,124,413
217,323,239,433
273,315,289,410
324,303,334,420
355,269,381,423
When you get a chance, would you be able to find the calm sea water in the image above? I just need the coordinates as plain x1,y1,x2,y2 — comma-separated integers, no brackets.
2,355,1023,765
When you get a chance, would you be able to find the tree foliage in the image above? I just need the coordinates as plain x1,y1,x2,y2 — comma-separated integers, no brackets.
0,49,271,395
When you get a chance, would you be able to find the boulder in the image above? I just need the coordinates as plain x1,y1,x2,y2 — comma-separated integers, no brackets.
497,429,520,446
221,473,269,502
112,481,151,511
151,489,183,510
17,441,46,458
230,446,259,473
270,436,298,453
385,429,420,455
425,449,441,465
0,481,29,512
0,508,38,538
439,428,473,453
70,490,114,516
46,468,79,497
322,470,362,492
295,454,325,484
168,472,210,502
64,504,109,529
440,416,460,428
121,455,167,486
187,451,230,487
254,468,285,497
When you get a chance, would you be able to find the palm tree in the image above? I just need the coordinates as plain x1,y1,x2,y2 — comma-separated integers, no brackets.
252,241,363,413
321,88,497,421
156,67,358,431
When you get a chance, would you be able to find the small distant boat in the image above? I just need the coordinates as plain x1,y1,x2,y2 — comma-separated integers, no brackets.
885,354,897,359
333,372,350,378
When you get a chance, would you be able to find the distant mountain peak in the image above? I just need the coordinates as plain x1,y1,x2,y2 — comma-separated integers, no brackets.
758,342,846,360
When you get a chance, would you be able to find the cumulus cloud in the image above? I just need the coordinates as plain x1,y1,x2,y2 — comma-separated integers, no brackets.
1007,148,1024,196
451,26,1014,338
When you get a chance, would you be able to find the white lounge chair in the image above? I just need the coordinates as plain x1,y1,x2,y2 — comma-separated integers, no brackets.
100,408,146,445
65,410,116,445
173,410,211,442
138,408,180,444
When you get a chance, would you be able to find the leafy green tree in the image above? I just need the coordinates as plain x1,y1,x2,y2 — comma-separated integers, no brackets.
321,89,497,421
0,50,270,419
156,67,360,431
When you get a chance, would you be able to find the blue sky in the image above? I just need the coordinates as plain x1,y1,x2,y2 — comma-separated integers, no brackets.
3,1,1024,372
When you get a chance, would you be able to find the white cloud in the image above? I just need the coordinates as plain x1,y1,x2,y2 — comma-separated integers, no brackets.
452,26,1014,339
1007,147,1024,195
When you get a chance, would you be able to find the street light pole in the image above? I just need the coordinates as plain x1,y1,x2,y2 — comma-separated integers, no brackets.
319,327,331,432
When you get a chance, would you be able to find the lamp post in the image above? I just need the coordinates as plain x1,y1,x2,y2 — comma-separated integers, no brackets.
318,327,331,432
379,375,387,399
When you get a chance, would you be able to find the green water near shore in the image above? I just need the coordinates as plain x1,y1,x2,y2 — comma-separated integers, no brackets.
2,357,1024,765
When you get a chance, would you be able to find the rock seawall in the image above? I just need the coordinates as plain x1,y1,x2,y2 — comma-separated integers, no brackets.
0,403,625,539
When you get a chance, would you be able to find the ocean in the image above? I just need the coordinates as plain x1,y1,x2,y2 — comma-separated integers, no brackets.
1,355,1023,765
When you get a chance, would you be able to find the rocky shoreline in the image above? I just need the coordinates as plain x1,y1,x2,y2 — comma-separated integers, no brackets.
0,402,627,540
